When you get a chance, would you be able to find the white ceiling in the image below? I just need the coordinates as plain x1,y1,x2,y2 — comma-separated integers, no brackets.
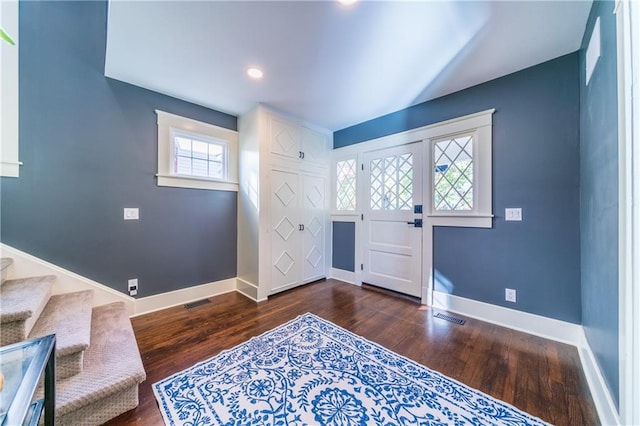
105,1,592,131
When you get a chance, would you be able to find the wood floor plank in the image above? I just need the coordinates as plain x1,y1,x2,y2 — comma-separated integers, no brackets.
104,279,599,426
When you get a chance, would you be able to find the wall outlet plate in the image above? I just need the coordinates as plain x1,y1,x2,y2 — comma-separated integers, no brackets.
505,288,517,303
128,278,138,296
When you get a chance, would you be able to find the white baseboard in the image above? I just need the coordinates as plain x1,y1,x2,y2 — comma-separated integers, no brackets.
133,278,237,316
432,291,581,345
433,291,619,426
1,243,237,316
577,329,620,426
329,268,356,285
1,244,619,426
1,244,135,313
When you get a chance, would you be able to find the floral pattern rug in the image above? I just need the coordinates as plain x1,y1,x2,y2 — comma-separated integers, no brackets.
153,313,549,425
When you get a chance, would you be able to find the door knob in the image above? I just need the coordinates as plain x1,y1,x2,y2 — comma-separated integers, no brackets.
406,219,423,228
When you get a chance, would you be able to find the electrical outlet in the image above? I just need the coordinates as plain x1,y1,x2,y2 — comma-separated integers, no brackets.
505,288,517,303
128,278,138,296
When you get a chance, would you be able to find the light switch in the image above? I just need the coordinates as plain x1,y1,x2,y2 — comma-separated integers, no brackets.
124,208,139,220
505,208,522,221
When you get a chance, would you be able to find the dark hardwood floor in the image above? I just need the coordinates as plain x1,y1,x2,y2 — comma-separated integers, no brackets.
105,279,599,425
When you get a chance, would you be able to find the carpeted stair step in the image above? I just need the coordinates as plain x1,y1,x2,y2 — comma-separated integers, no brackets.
51,302,146,425
1,257,13,284
0,275,55,346
28,290,94,380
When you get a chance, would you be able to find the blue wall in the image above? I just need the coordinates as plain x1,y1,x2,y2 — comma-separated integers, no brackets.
332,222,355,272
335,53,582,323
0,1,238,297
580,0,619,408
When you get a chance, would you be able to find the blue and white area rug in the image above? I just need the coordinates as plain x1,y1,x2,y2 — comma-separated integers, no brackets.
154,313,548,425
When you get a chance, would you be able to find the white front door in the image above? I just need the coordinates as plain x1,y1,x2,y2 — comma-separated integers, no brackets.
362,143,423,297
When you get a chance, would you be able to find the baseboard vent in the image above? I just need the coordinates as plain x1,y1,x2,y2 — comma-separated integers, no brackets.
434,312,466,325
184,299,211,309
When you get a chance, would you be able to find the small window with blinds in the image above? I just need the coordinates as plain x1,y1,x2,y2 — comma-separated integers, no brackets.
155,110,238,192
171,129,227,180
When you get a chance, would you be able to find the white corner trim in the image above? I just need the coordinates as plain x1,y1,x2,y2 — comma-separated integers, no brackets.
577,328,620,426
0,243,135,313
432,291,581,345
329,268,356,285
236,278,266,302
133,278,237,316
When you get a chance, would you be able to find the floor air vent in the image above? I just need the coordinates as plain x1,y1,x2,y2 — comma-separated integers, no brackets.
184,299,211,309
433,312,466,325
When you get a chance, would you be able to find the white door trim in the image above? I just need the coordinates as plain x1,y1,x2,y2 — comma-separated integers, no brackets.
333,109,495,157
616,1,640,424
335,110,495,305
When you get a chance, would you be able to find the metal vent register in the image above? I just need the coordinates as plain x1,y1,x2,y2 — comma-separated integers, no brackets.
433,312,466,325
184,299,211,309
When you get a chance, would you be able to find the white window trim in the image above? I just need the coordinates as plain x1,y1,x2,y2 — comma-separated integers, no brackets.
156,110,238,192
171,128,229,182
426,124,493,226
430,131,478,215
333,109,494,228
0,1,21,178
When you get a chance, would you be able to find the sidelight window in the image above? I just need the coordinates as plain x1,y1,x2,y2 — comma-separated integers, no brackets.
335,159,357,211
433,134,474,211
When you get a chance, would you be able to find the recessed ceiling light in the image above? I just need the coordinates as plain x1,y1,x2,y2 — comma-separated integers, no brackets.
337,0,358,6
247,67,263,79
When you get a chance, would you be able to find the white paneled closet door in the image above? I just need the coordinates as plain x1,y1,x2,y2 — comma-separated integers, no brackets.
270,169,300,293
301,127,329,165
270,117,300,159
301,174,326,282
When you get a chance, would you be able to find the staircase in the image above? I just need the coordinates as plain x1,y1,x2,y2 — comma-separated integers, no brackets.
0,258,146,425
